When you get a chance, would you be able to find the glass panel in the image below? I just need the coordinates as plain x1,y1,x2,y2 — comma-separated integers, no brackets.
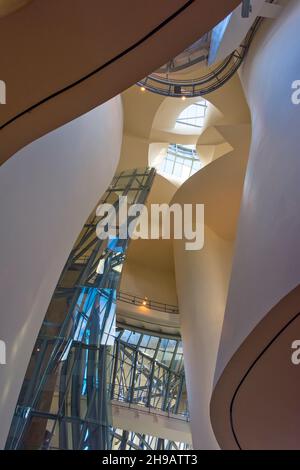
157,144,202,182
175,100,207,130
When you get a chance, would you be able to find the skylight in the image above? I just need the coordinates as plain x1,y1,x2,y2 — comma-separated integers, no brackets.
175,100,207,131
159,144,202,182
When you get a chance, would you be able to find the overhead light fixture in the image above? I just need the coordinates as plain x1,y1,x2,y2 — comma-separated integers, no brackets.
142,297,148,306
140,86,146,92
181,96,186,101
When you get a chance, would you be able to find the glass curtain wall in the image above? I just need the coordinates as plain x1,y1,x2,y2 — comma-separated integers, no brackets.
6,168,155,450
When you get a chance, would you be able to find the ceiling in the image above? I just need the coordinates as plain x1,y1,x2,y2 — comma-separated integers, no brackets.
0,0,31,18
0,0,240,164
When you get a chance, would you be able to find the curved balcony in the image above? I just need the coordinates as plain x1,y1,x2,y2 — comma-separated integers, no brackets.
116,292,181,338
138,3,274,98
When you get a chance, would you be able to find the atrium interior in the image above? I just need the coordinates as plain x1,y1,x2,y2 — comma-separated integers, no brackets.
0,0,300,452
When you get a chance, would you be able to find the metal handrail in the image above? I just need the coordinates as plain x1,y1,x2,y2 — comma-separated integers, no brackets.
137,5,274,98
117,291,179,314
111,394,190,422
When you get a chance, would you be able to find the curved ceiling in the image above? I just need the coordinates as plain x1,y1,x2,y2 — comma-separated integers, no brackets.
171,74,251,240
0,0,240,165
211,284,300,450
0,0,31,18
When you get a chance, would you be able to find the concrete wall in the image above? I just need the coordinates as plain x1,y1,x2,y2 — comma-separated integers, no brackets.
0,96,123,448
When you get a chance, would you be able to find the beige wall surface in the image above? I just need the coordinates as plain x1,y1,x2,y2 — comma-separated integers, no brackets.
214,0,300,385
0,97,123,448
121,253,178,306
169,72,251,449
174,227,233,449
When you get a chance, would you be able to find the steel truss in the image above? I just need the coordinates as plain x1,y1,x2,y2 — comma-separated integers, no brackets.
6,168,156,450
107,327,190,450
110,329,188,417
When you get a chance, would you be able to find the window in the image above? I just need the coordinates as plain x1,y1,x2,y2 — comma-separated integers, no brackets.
175,100,207,130
159,144,202,182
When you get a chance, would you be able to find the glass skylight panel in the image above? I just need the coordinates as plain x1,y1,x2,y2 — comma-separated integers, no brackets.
175,100,207,130
158,144,202,182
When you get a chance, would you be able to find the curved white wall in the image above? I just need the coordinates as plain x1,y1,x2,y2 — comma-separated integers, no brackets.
174,227,233,449
0,96,123,448
169,72,250,448
215,0,300,383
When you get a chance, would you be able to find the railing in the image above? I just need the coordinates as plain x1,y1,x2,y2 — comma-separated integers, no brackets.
117,291,179,314
137,11,271,98
109,329,188,420
111,388,189,421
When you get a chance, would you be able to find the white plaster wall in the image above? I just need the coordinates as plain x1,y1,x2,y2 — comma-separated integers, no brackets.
174,226,233,449
215,0,300,382
0,96,123,447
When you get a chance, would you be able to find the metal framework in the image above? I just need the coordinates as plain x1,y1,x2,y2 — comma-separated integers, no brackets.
45,326,189,450
137,14,266,98
110,328,188,417
155,32,211,75
117,291,179,314
175,101,208,129
6,168,156,450
159,143,201,180
111,429,191,451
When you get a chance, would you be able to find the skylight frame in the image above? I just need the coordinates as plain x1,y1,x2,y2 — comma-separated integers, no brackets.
175,100,208,130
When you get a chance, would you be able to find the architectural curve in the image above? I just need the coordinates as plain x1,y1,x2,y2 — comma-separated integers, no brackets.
211,284,300,449
0,96,123,448
0,0,240,164
170,74,251,449
0,0,31,18
211,0,300,450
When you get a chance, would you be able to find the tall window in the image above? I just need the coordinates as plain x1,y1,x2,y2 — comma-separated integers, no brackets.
175,100,207,131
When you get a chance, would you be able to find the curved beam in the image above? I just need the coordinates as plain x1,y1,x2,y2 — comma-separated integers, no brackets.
211,285,300,449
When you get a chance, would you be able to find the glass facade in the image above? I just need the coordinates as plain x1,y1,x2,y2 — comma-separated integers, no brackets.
5,167,190,451
110,329,188,417
111,429,191,450
109,327,189,451
5,168,156,450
